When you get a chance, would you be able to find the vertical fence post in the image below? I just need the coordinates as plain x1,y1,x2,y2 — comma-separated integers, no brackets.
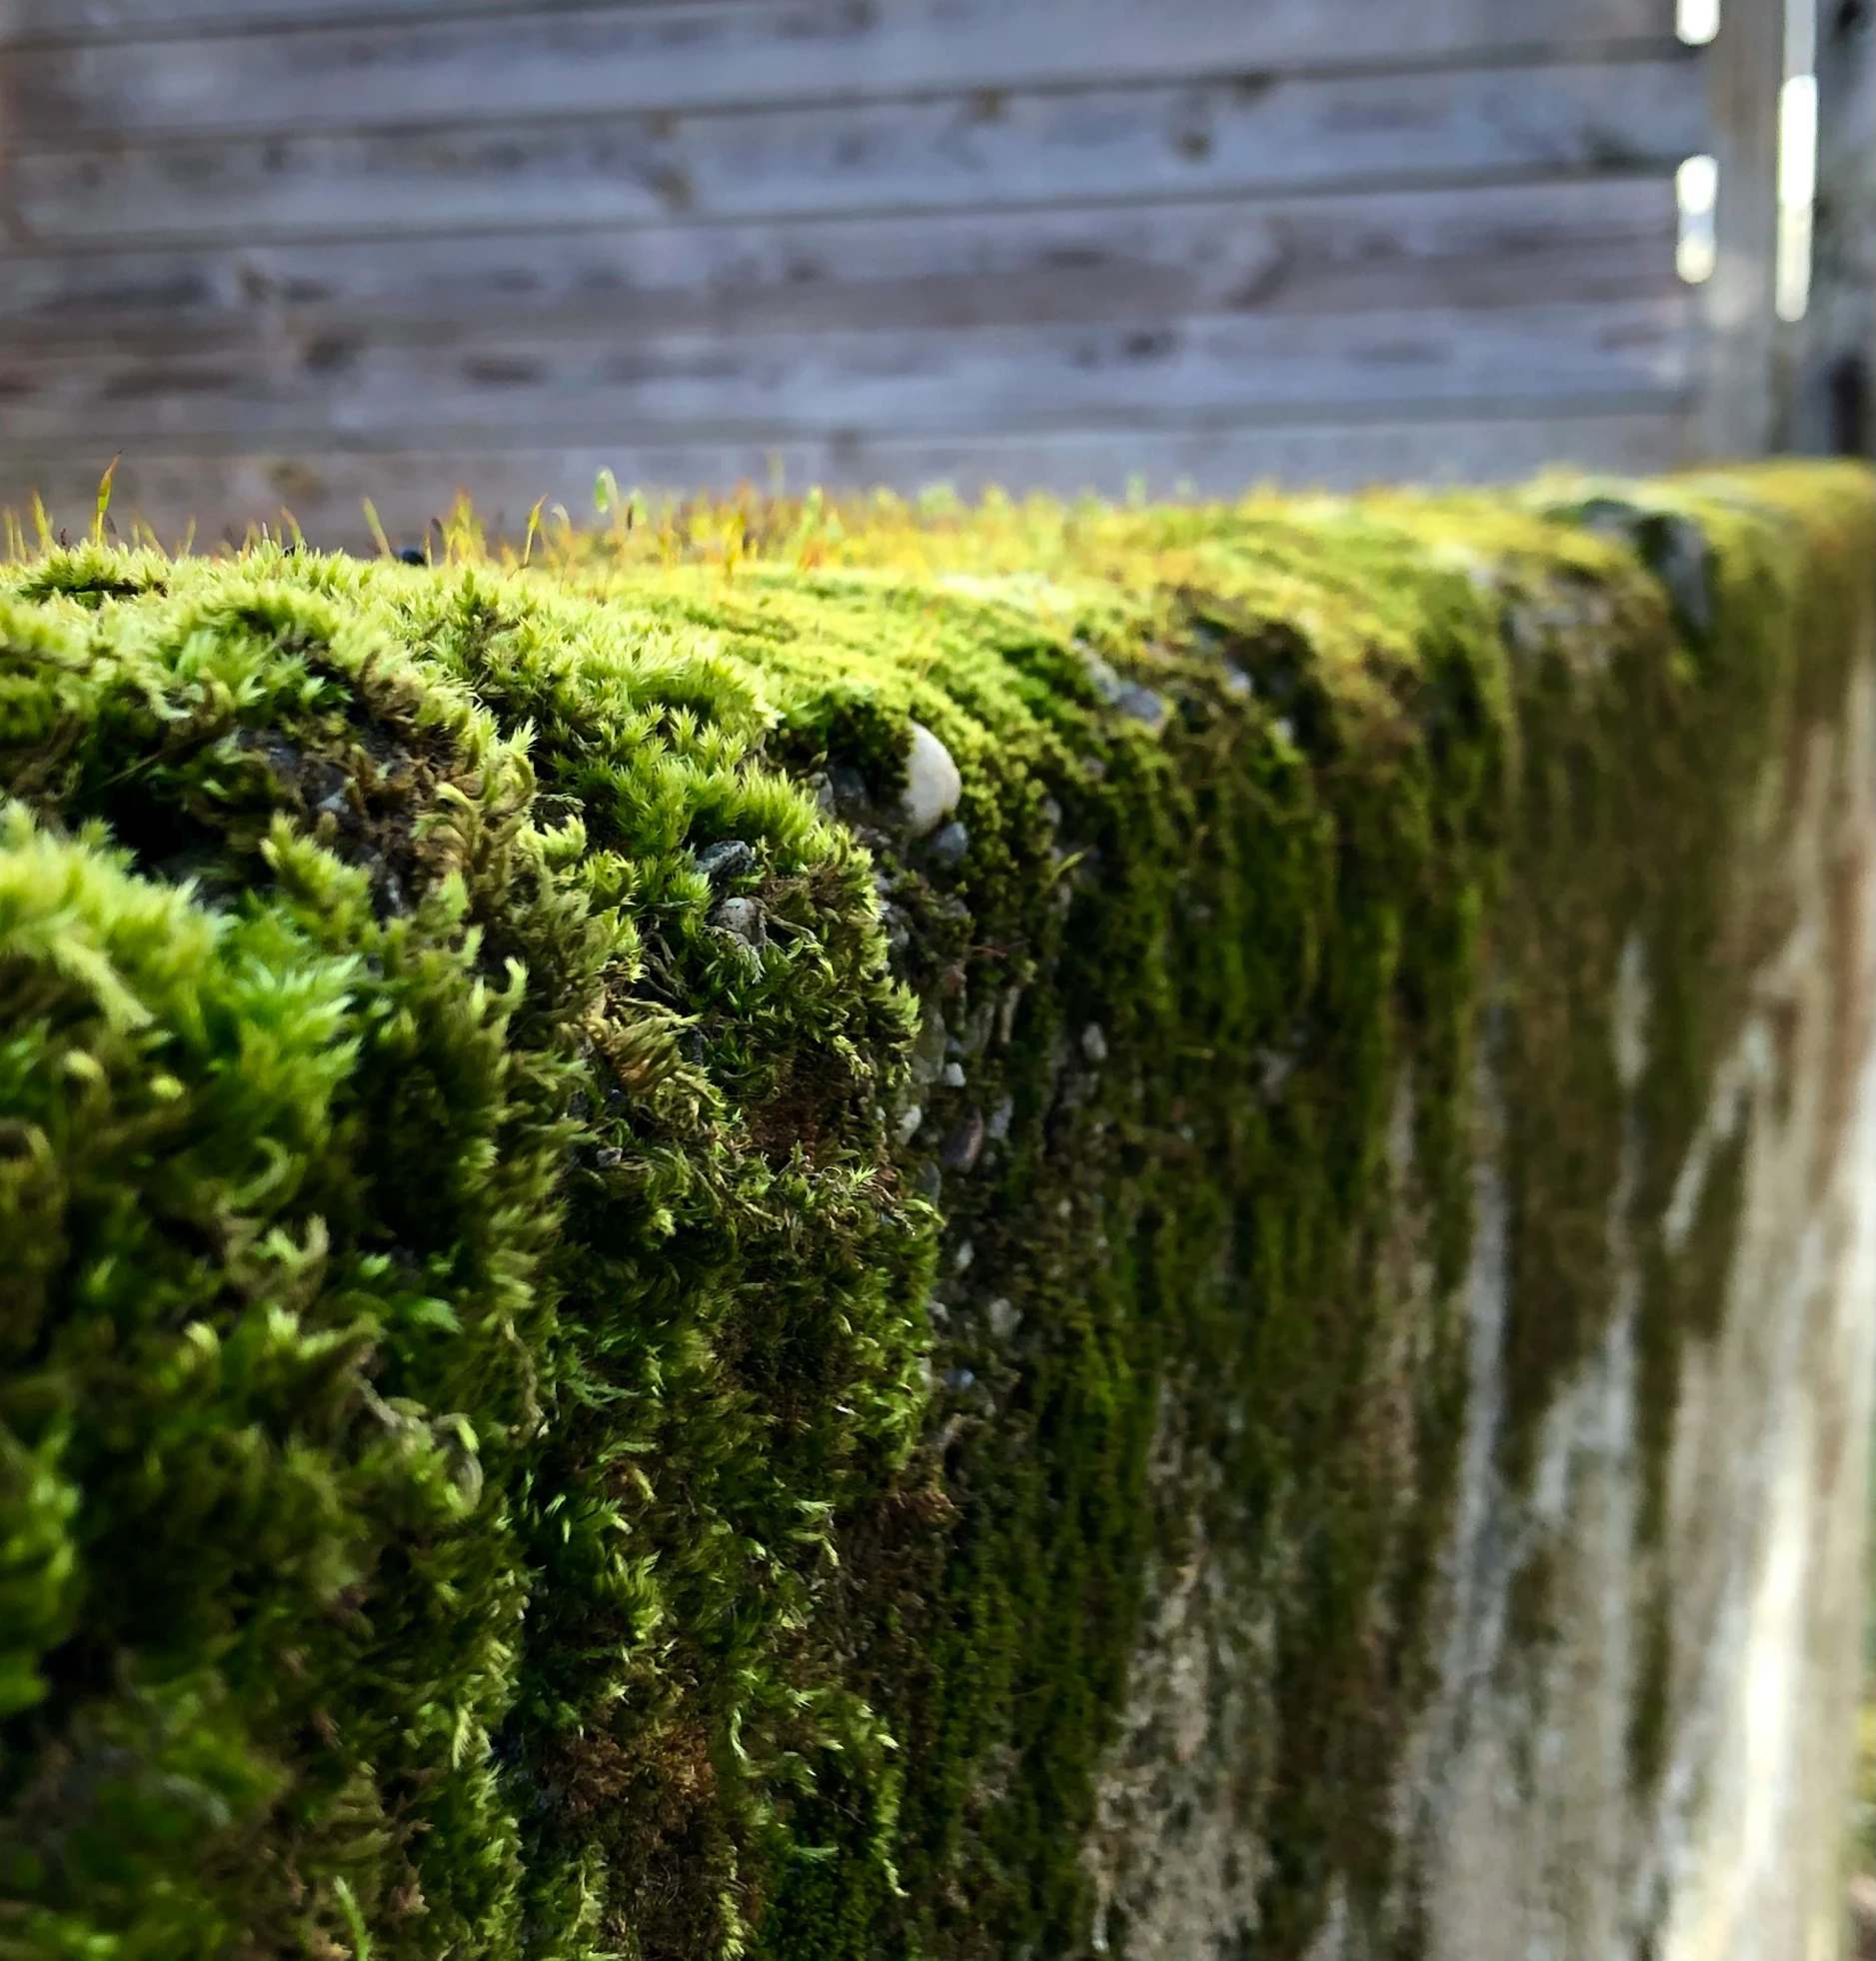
1703,0,1787,457
1786,0,1876,454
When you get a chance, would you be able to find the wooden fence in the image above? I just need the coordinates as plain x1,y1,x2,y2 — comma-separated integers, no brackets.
0,0,1819,543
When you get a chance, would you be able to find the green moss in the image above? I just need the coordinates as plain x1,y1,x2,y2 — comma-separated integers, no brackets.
0,463,1869,1961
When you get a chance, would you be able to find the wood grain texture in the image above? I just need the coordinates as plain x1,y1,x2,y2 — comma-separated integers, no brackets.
0,411,1696,546
1699,0,1781,457
0,0,751,44
0,59,1705,246
0,180,1682,350
0,298,1695,449
0,0,1717,517
2,0,1682,147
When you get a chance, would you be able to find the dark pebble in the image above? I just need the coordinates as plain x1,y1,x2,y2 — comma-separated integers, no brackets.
696,839,757,885
940,1107,986,1172
830,762,871,807
1573,498,1715,640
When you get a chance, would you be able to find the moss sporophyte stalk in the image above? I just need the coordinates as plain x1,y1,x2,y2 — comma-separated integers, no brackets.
0,463,1868,1960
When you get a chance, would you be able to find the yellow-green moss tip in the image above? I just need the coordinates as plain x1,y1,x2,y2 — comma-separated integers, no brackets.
0,461,1869,1961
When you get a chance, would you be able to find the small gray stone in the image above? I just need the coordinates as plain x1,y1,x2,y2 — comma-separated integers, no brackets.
911,1010,949,1088
1082,649,1128,707
696,839,757,885
303,758,348,806
986,1094,1015,1142
708,896,765,946
939,1060,966,1089
944,1368,975,1392
929,819,970,866
940,1107,986,1172
1116,682,1167,728
1255,1046,1295,1098
987,1296,1021,1341
901,722,962,837
895,1102,925,1146
1080,1022,1108,1064
1080,648,1166,729
236,728,303,776
953,1239,974,1273
995,987,1024,1047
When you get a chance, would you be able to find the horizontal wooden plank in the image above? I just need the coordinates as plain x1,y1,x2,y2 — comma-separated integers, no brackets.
0,297,1695,449
0,412,1696,548
0,0,749,46
4,0,1686,148
0,179,1682,354
1,58,1706,248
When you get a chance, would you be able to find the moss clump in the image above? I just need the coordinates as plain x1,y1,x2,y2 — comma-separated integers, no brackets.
0,462,1869,1961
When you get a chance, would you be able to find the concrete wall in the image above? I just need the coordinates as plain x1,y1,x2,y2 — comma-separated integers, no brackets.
1083,652,1876,1961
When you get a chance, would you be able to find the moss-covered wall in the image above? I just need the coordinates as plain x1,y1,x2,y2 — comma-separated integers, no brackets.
0,463,1869,1961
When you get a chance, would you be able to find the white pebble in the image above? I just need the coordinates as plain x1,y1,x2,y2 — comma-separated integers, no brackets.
901,722,962,837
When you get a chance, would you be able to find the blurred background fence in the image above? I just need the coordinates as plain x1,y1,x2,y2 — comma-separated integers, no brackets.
0,0,1869,546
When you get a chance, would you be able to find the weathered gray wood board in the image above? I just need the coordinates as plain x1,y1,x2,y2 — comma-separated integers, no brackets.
0,0,1682,142
8,411,1696,551
0,298,1695,446
0,0,1667,40
0,62,1706,246
0,179,1684,339
0,0,1707,536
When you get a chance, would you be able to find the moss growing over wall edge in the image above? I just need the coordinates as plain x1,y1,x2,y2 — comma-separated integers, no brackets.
0,461,1869,1961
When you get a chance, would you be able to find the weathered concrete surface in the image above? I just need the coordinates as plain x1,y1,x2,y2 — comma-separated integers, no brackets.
1417,675,1876,1961
1648,677,1876,1961
1088,662,1876,1961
